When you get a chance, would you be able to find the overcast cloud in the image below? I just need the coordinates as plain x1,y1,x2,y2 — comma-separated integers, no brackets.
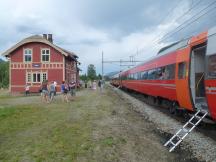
1,0,216,74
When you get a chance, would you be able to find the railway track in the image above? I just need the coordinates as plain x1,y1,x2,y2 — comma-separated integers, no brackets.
120,88,216,141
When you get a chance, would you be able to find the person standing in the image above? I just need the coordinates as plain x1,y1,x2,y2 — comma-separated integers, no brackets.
98,80,102,93
92,80,97,90
54,81,57,96
49,81,56,102
25,84,30,96
69,81,76,97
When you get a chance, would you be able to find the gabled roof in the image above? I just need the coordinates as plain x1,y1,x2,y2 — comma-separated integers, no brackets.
2,35,78,59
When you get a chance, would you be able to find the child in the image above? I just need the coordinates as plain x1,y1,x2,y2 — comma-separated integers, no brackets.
25,84,30,96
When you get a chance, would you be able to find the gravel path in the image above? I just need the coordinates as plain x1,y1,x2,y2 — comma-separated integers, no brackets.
111,85,216,162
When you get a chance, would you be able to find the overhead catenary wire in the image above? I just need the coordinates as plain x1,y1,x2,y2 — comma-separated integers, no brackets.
128,0,205,60
157,0,216,43
132,0,216,60
107,1,216,73
151,0,203,44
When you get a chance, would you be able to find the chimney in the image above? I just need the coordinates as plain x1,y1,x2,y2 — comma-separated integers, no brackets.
47,34,53,43
43,34,47,39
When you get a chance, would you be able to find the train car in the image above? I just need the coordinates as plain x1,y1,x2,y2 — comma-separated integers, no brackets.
110,72,121,87
119,26,216,121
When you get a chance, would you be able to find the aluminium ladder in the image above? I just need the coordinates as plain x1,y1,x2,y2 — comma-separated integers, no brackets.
164,109,208,152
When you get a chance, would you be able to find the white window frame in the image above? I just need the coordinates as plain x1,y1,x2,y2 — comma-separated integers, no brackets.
41,48,50,62
23,48,32,62
41,72,48,82
26,72,32,83
32,72,41,83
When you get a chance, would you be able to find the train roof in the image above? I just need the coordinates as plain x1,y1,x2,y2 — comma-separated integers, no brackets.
120,38,190,75
157,38,189,55
120,26,216,75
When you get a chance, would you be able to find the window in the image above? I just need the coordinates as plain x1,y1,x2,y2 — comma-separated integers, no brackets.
165,64,176,79
42,73,47,82
156,67,163,80
137,72,141,80
208,54,216,79
178,62,187,79
134,73,138,80
128,74,133,80
33,73,41,83
26,73,31,82
147,69,157,80
24,49,32,62
27,72,47,83
141,71,148,80
41,49,50,62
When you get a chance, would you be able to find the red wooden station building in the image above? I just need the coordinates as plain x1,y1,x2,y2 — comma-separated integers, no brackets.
2,34,80,93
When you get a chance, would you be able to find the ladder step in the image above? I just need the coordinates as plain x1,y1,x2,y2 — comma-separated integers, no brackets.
164,110,208,152
188,121,195,126
170,141,176,146
176,135,182,140
194,115,201,120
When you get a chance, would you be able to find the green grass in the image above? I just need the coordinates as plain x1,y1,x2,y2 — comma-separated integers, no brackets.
0,96,91,161
0,87,132,162
101,136,115,146
0,89,122,162
0,107,17,119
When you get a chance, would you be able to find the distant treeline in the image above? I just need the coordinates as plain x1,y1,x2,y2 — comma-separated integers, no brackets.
80,64,102,82
0,62,9,88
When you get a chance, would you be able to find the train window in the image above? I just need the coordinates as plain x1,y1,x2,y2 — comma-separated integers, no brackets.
165,64,175,79
178,62,187,79
137,72,141,80
130,74,132,80
148,69,157,80
156,67,164,80
132,74,134,80
208,54,216,79
141,71,148,80
132,74,135,80
134,73,138,80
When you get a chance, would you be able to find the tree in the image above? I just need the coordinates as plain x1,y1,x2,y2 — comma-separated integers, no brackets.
87,64,96,81
0,62,9,88
97,74,102,80
80,73,88,81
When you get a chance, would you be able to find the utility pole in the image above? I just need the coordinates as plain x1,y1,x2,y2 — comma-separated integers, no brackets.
102,51,104,80
102,54,144,78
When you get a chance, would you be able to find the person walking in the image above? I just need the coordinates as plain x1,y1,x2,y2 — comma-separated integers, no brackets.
41,80,49,103
61,81,69,103
49,81,56,102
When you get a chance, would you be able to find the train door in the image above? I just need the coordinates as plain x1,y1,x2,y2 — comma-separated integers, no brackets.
190,43,208,111
176,47,193,111
205,28,216,120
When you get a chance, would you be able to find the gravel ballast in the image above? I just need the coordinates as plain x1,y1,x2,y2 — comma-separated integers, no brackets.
112,86,216,162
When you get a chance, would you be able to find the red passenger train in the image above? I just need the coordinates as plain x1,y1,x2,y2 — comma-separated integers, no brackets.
111,27,216,121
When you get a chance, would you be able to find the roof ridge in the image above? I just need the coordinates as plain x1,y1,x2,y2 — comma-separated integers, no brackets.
1,35,78,59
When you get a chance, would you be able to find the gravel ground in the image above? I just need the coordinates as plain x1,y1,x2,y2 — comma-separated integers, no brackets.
111,85,216,162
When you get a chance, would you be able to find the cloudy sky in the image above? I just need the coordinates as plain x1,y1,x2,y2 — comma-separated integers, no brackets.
0,0,216,74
